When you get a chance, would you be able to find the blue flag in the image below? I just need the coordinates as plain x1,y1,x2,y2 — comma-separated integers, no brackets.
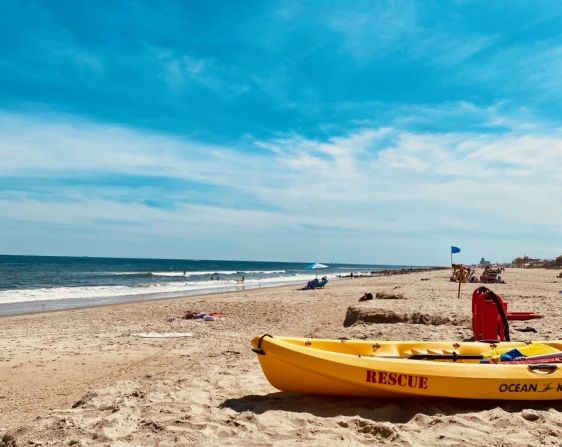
451,246,461,254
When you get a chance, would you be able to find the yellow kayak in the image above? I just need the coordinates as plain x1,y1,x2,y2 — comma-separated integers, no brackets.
251,335,562,400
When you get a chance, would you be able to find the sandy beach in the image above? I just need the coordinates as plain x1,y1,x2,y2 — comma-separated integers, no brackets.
1,268,561,446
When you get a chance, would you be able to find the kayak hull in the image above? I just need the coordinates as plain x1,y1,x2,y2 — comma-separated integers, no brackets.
252,336,562,400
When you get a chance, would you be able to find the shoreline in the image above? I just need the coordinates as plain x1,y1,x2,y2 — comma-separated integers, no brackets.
0,266,447,318
0,278,306,318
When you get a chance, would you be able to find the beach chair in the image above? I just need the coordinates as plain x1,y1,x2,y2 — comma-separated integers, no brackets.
302,278,328,290
315,278,328,289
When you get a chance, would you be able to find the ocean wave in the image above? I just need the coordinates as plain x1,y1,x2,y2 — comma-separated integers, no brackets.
172,270,237,277
108,270,286,277
0,272,333,305
105,271,237,277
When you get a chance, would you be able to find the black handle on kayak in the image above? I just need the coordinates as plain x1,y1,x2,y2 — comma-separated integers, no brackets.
528,364,558,374
252,334,272,355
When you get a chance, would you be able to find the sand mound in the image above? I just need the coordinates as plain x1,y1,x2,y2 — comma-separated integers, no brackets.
343,306,457,327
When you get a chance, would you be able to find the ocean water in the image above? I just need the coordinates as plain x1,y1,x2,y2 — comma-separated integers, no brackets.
0,255,411,315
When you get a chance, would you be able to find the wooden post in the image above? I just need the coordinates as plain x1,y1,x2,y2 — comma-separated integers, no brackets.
457,278,462,299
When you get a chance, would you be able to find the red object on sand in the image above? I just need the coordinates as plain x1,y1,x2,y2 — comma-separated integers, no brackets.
505,311,542,321
472,287,509,341
472,287,542,341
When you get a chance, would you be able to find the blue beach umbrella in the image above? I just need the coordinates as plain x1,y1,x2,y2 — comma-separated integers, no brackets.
305,263,329,278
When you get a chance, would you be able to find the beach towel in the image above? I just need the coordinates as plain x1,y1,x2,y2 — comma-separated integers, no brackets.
481,344,560,363
183,310,224,321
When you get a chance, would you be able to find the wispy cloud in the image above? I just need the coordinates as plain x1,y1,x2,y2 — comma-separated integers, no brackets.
1,108,560,263
159,52,250,98
323,2,497,67
326,2,419,61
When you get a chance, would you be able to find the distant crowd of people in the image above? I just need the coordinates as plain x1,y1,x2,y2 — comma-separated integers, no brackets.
450,264,506,284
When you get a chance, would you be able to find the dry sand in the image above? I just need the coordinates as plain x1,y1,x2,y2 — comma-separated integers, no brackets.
1,268,561,446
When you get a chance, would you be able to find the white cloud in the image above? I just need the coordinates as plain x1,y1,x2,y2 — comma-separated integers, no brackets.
0,109,560,263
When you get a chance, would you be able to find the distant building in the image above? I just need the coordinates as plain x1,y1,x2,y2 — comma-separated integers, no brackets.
479,257,491,266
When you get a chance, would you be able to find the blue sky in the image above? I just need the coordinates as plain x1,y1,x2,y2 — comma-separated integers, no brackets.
1,1,561,265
